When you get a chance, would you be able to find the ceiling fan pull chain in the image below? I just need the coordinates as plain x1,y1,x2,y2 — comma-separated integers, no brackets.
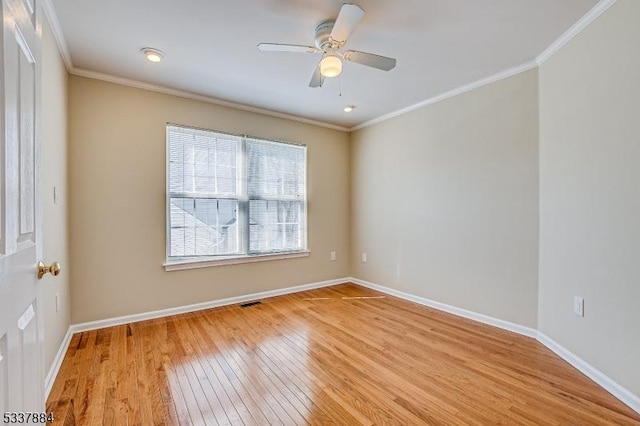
257,3,396,89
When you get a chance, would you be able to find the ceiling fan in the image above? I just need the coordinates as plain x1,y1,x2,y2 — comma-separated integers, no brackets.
257,3,397,88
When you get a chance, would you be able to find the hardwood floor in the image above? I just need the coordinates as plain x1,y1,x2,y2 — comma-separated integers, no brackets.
46,283,640,425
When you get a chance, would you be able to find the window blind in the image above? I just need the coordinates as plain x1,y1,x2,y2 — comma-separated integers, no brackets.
168,126,241,257
167,126,307,260
247,138,306,253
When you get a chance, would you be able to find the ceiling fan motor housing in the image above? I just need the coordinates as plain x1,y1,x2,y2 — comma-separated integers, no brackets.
257,4,396,88
314,20,339,51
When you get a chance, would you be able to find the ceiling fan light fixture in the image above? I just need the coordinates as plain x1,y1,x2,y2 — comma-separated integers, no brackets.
343,105,355,112
141,47,164,63
257,4,396,88
320,54,342,78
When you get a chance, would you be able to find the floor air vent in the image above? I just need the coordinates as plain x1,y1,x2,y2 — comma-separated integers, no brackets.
239,301,262,308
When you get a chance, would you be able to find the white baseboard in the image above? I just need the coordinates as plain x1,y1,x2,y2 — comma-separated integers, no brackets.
350,277,538,338
44,277,349,400
70,277,348,334
45,276,639,416
350,277,639,415
537,332,640,414
45,326,73,400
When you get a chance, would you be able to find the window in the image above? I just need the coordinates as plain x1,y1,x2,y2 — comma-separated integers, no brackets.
166,125,307,268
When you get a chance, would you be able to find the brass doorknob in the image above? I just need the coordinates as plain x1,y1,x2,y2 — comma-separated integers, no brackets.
38,261,61,279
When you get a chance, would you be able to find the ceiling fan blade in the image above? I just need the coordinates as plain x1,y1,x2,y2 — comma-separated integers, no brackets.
343,50,396,71
257,43,320,53
330,4,364,43
309,65,324,88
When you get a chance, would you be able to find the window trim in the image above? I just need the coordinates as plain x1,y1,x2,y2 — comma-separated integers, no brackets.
165,124,308,269
164,250,310,271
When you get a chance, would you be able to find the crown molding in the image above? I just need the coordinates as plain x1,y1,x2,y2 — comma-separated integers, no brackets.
536,0,617,66
41,0,617,133
70,68,351,132
40,0,349,132
41,0,73,69
349,61,537,131
351,0,618,131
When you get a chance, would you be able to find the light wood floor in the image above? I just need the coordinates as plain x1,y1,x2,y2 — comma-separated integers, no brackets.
47,283,640,425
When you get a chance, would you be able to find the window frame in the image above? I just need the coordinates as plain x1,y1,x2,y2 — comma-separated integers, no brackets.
164,124,309,271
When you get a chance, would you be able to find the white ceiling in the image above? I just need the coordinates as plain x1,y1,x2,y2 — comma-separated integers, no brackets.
49,0,599,129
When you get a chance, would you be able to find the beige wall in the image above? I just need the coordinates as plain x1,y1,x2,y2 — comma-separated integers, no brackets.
68,76,350,323
538,0,640,395
56,0,639,401
41,19,70,371
350,70,539,328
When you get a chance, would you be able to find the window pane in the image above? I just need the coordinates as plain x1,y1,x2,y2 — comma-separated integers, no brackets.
215,137,237,194
249,200,302,252
168,127,239,196
217,166,235,194
168,130,188,193
170,197,239,257
247,139,305,199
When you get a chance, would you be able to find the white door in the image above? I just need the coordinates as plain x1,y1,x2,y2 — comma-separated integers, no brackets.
0,0,46,417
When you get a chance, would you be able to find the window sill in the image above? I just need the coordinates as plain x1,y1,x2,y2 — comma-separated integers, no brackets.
164,250,310,271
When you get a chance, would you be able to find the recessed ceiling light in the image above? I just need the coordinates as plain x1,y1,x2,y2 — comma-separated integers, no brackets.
141,47,164,63
343,105,355,113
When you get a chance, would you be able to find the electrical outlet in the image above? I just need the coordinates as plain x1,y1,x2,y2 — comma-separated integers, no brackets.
55,293,60,313
361,252,367,263
330,251,336,261
573,296,584,317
